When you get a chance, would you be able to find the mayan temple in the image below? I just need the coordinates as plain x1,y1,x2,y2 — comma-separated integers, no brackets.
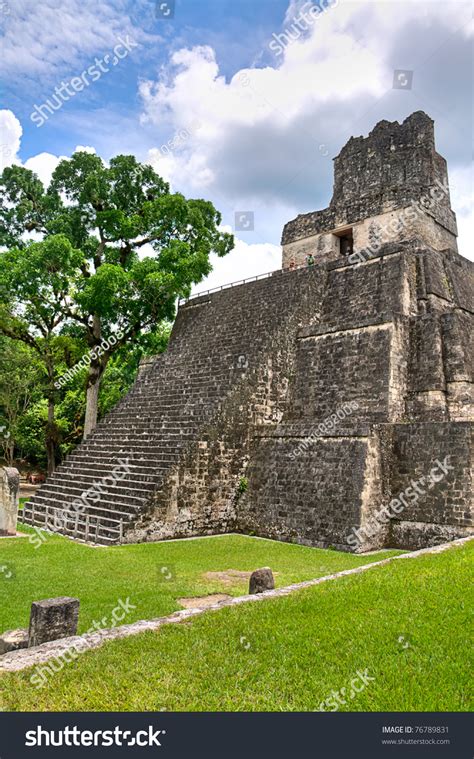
22,111,473,551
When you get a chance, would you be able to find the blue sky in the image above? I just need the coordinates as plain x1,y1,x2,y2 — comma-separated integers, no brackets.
4,1,290,157
1,0,473,289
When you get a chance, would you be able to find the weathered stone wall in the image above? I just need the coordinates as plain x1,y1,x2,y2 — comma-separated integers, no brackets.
239,241,472,552
238,433,377,551
321,249,414,324
238,249,410,550
352,209,457,257
24,239,472,550
283,208,458,269
387,422,473,549
442,311,474,420
290,324,393,424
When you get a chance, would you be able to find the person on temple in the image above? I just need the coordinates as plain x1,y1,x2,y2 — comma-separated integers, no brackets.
306,252,315,267
288,259,296,270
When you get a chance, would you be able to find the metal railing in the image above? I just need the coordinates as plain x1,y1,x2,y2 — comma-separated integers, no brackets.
178,261,310,305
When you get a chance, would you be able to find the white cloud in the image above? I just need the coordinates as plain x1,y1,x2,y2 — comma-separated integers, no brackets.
138,0,471,208
74,145,97,154
0,110,100,186
0,109,22,171
191,228,281,296
23,152,64,187
139,25,387,198
12,145,97,189
1,0,150,84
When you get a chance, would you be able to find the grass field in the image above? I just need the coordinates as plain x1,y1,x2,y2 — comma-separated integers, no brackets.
0,526,400,633
0,537,472,712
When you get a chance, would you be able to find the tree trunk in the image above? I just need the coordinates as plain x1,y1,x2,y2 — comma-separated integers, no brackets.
45,352,58,475
6,440,15,467
83,315,107,439
83,367,101,438
46,396,56,475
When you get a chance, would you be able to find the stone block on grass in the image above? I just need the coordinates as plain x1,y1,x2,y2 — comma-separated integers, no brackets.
249,567,274,594
28,597,80,647
0,467,20,536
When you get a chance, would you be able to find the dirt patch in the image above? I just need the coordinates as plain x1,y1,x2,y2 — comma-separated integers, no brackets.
203,569,279,587
178,594,231,609
203,569,253,587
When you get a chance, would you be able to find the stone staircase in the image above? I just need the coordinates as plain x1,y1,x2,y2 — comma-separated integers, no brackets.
22,343,241,544
21,267,323,544
22,367,207,544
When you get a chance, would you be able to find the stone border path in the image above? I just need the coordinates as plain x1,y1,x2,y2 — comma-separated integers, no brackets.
1,536,472,673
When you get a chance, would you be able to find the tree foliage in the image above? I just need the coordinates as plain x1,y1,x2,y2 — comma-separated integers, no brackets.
0,150,232,462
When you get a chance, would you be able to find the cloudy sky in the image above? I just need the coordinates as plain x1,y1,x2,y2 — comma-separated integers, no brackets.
1,0,472,291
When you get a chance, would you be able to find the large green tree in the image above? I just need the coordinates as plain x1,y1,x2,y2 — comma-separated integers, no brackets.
0,152,233,438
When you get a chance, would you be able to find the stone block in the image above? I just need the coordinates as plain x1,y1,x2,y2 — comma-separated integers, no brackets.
0,467,20,536
28,597,80,647
249,567,274,594
0,629,29,655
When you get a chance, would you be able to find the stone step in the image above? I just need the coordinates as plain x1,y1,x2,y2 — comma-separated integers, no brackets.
22,501,128,527
86,430,195,442
50,457,162,472
74,443,185,455
33,481,152,505
47,467,165,484
92,426,199,438
61,459,174,474
21,509,121,545
23,503,139,532
28,493,144,519
100,421,197,431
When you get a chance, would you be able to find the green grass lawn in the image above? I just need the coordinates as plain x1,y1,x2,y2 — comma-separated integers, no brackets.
0,527,400,634
0,540,472,712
